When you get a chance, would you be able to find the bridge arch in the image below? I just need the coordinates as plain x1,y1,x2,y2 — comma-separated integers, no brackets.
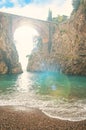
11,15,49,43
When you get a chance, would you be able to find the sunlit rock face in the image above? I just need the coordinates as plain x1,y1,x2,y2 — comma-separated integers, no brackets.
27,42,60,72
0,13,22,74
52,1,86,75
27,1,86,75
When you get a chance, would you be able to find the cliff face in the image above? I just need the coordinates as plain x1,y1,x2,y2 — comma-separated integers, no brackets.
51,2,86,75
27,1,86,75
0,13,22,74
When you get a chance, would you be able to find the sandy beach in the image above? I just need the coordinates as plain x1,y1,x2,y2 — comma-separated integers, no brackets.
0,106,86,130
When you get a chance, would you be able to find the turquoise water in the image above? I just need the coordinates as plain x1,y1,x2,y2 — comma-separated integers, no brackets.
32,72,86,99
0,71,86,121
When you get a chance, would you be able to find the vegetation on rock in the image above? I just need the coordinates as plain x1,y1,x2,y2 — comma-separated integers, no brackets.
72,0,81,11
72,0,86,14
52,15,68,23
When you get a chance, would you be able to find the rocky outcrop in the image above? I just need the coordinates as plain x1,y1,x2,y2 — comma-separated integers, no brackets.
27,1,86,75
0,13,22,74
52,1,86,75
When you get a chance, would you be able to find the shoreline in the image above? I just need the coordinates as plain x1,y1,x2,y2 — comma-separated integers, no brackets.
0,105,86,130
42,110,86,122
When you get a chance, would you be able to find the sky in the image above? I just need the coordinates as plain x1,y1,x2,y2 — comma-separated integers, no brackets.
0,0,73,20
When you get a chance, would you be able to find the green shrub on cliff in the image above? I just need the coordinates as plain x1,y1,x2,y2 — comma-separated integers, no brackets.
72,0,86,14
72,0,81,11
52,15,68,23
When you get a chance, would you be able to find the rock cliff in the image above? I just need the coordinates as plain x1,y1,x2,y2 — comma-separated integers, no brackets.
27,1,86,75
0,13,22,74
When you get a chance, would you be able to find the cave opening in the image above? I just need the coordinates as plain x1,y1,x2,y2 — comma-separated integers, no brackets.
13,25,39,71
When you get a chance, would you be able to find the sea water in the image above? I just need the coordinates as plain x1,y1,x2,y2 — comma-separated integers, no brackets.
0,71,86,121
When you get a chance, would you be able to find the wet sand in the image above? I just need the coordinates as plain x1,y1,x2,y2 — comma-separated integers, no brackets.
0,106,86,130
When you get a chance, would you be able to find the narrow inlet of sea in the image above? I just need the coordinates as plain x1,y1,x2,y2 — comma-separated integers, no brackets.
0,71,86,121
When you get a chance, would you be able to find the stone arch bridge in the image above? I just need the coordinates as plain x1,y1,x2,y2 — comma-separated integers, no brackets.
0,12,56,44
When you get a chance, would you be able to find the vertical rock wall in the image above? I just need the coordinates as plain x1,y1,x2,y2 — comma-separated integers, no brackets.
0,12,22,74
52,2,86,75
